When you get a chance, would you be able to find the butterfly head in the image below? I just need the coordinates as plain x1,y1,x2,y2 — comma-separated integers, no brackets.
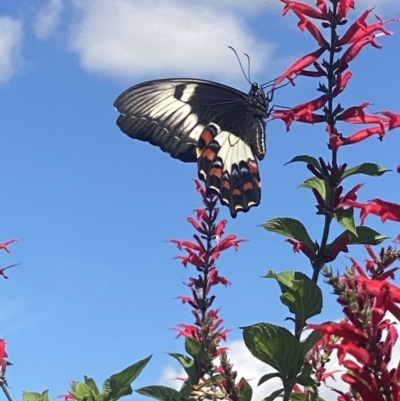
248,83,269,118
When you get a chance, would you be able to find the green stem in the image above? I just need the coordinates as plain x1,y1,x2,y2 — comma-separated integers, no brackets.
0,380,13,401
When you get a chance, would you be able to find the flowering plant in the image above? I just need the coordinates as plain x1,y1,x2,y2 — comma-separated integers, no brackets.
15,1,400,401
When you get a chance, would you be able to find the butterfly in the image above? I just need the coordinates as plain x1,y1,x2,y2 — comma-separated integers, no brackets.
114,78,271,217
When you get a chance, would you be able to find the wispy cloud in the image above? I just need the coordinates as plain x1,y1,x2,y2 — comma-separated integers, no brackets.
68,0,275,83
33,0,64,40
0,17,23,83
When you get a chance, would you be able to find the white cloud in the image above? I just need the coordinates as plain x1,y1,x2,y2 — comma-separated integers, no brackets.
0,17,23,83
33,0,64,40
68,0,275,83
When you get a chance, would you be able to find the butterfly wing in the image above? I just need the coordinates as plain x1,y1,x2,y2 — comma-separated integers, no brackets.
114,78,267,216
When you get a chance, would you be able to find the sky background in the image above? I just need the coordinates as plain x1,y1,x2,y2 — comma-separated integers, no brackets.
1,0,400,400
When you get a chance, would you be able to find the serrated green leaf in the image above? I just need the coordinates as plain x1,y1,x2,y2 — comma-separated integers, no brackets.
265,271,323,323
334,207,357,235
23,391,51,401
299,330,322,357
285,155,322,171
84,377,100,395
295,373,316,387
349,226,388,245
342,163,390,179
167,353,197,384
238,378,253,401
262,388,284,401
242,323,303,377
299,177,327,200
260,218,316,253
103,355,152,401
136,386,182,401
258,372,281,386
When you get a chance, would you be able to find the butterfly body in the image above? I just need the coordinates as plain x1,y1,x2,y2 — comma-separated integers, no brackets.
114,78,270,217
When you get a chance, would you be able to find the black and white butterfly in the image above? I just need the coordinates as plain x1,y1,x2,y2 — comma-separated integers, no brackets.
114,78,271,217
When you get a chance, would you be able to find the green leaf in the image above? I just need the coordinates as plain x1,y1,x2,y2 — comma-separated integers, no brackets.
342,163,390,179
348,226,388,245
179,379,191,398
238,378,253,401
265,271,323,323
299,330,322,357
285,155,322,171
299,177,327,200
103,355,152,401
260,218,316,253
184,337,202,359
23,391,51,401
258,372,281,386
71,382,98,401
84,377,100,395
242,323,303,377
334,207,357,235
136,386,182,401
167,353,197,384
263,388,284,401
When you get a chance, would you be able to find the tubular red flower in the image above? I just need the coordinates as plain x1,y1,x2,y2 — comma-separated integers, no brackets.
0,339,8,373
329,125,385,151
337,35,383,72
326,234,351,262
280,0,328,20
333,71,352,96
286,238,315,261
307,321,368,343
294,11,329,47
379,110,400,130
337,0,355,22
0,239,19,253
342,198,400,224
275,47,326,84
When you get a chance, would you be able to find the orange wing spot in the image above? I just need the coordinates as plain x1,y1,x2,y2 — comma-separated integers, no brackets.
233,189,241,196
200,129,214,146
202,149,216,161
243,182,254,191
222,180,230,190
210,167,223,178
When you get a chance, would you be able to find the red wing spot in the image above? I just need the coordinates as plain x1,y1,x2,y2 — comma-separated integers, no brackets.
202,149,216,161
243,182,254,191
233,189,241,196
210,167,223,178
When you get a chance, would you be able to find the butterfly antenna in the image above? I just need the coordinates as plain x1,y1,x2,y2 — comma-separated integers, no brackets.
244,52,252,83
228,46,251,84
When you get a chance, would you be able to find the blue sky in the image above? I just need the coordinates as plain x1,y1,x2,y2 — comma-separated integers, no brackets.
1,0,400,400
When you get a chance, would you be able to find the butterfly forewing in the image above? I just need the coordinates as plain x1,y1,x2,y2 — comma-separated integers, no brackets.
114,78,269,217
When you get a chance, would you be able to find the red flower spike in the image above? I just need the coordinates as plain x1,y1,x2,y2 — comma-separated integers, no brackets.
286,238,315,261
275,47,326,84
307,321,368,343
337,35,383,72
294,11,329,47
280,0,328,20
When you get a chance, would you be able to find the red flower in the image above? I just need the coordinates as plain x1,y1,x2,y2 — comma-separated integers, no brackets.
341,198,400,224
57,394,75,401
380,110,400,130
329,125,385,151
0,239,19,254
280,0,328,20
0,263,19,279
286,238,315,261
0,339,8,373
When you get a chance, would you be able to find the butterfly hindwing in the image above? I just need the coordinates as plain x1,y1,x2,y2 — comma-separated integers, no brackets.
114,78,269,217
197,124,261,217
